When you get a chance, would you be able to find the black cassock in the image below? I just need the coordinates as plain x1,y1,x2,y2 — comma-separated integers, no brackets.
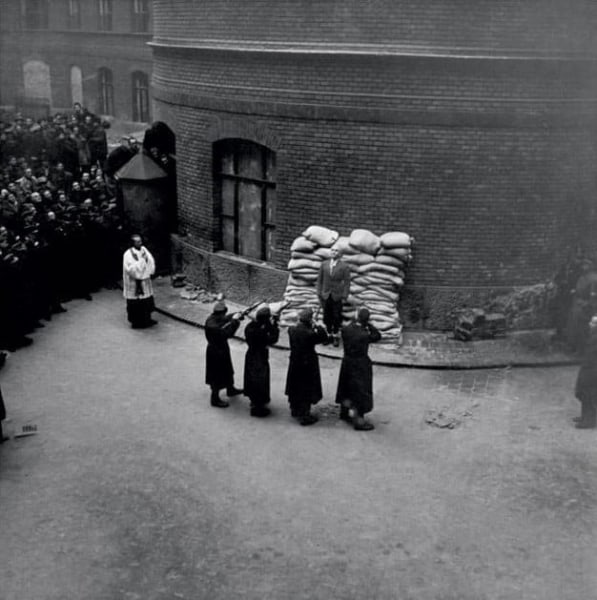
243,320,280,407
285,322,328,414
335,321,381,415
204,313,240,390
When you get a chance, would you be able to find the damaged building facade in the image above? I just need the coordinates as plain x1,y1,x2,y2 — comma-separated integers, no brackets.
151,0,597,330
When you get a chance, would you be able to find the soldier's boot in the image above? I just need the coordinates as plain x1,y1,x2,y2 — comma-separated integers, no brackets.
210,388,229,408
353,415,375,431
226,385,244,397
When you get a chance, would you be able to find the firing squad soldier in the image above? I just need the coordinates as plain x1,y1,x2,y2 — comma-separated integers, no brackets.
335,307,381,431
243,304,280,418
204,301,245,408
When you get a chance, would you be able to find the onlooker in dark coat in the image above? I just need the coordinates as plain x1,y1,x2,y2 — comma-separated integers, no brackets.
285,308,328,426
204,301,244,408
335,307,381,431
574,315,597,429
243,305,279,418
317,247,351,347
0,383,6,443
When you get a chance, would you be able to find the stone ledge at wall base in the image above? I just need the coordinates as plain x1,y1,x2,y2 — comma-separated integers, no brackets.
171,234,554,332
170,234,287,305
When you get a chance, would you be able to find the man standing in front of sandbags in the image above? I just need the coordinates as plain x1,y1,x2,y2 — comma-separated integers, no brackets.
336,307,381,431
317,246,351,347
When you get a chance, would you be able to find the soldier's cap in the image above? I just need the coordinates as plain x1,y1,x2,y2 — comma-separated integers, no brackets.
357,307,370,322
213,301,227,313
256,305,271,319
298,308,313,323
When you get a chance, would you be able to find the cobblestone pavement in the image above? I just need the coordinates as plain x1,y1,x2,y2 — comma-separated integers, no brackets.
0,290,595,600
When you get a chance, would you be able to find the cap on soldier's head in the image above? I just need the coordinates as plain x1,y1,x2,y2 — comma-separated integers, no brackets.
213,301,227,313
256,304,271,319
298,308,313,323
357,307,370,323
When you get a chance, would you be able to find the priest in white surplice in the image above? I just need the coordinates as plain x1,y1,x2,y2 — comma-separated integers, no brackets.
122,234,157,328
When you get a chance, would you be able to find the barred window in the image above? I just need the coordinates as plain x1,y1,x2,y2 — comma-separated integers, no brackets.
131,0,150,33
98,67,114,115
131,71,150,122
97,0,113,31
214,140,276,262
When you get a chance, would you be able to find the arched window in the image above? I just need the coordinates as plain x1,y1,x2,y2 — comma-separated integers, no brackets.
70,65,83,106
24,0,49,29
131,71,149,122
213,140,276,261
98,67,114,115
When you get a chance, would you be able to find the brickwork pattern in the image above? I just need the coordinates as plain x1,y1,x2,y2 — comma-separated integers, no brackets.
153,0,597,55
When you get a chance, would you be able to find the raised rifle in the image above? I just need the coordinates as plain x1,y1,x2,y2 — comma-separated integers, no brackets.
235,299,266,320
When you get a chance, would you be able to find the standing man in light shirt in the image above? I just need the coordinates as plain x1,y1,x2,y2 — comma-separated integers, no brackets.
316,246,351,347
122,234,157,329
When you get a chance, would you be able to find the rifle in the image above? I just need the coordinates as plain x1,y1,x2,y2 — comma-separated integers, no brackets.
234,299,266,321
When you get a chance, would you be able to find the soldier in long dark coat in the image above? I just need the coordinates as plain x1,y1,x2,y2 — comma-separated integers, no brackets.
285,308,328,426
574,315,597,429
336,307,381,431
243,305,280,418
205,301,244,408
0,384,6,443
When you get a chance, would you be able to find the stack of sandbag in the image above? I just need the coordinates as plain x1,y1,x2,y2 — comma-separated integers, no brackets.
280,226,413,338
341,230,412,337
279,226,339,327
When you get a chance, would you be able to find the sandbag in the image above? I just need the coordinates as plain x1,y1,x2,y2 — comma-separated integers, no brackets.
291,250,323,262
288,258,321,271
343,253,375,266
288,277,315,288
331,236,357,254
314,247,332,260
378,247,411,260
380,231,411,249
349,229,381,255
302,225,339,247
290,236,317,253
375,254,405,268
355,262,400,276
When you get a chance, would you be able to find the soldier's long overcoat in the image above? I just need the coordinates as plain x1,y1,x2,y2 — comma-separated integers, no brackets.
243,319,279,403
285,322,328,404
575,329,597,403
335,321,381,415
205,313,240,389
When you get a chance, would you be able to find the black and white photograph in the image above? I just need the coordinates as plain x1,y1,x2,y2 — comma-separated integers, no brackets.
1,1,596,598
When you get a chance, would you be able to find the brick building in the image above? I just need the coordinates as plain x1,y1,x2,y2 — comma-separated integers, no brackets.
151,0,597,330
0,0,152,123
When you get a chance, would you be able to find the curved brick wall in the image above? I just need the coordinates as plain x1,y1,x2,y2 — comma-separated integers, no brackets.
152,0,597,329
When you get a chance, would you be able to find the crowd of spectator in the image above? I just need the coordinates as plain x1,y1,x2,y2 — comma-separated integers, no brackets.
0,105,129,352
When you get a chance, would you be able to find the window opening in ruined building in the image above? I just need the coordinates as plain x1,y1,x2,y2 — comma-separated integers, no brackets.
131,0,150,33
97,0,113,31
214,140,276,262
98,67,114,115
67,0,81,29
131,71,150,122
24,0,49,29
